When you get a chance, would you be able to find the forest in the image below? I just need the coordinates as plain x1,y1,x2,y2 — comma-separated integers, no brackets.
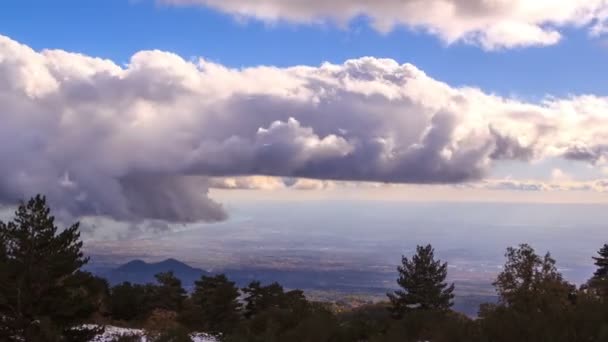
2,196,608,341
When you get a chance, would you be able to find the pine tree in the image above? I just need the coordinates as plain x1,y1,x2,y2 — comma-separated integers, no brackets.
149,271,187,312
0,195,103,341
387,244,455,318
109,282,149,321
590,244,608,297
242,281,305,318
238,281,312,339
188,274,241,334
242,281,277,318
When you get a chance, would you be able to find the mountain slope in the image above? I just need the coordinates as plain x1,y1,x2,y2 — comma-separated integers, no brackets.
102,258,209,288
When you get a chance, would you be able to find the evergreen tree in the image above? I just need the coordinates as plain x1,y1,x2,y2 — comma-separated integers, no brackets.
0,195,102,341
387,244,454,318
149,271,187,312
109,282,149,321
590,243,608,298
242,281,308,319
592,244,608,278
233,281,313,340
243,281,279,318
187,274,241,334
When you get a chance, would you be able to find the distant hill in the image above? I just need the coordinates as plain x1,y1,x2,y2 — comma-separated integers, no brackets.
98,258,495,316
102,258,209,288
99,258,395,292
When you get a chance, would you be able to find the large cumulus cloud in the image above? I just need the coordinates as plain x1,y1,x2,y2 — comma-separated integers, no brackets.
1,34,608,222
161,0,608,49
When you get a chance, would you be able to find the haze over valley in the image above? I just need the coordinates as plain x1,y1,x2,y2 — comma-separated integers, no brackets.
82,200,608,315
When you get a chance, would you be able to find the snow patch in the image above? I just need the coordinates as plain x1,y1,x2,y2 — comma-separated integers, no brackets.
83,325,219,342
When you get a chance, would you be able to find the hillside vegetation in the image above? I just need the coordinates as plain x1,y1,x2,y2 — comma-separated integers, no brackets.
2,196,608,341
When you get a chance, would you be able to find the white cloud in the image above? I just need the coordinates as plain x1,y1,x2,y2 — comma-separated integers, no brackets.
210,175,608,194
469,178,608,193
551,168,573,182
209,176,286,190
161,0,608,49
2,34,608,221
208,176,334,190
289,178,335,190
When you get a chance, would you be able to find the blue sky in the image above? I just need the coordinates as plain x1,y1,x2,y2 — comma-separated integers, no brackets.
2,0,607,99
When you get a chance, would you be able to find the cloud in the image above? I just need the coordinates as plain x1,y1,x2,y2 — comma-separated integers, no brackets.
160,0,608,49
120,175,226,222
563,145,608,163
289,178,335,190
209,176,333,190
2,34,608,222
209,176,286,190
550,168,572,182
468,178,608,193
210,175,608,194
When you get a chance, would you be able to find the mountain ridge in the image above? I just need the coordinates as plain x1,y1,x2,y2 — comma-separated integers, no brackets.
103,258,209,288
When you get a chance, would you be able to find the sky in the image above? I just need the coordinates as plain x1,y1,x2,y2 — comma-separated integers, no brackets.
2,0,608,227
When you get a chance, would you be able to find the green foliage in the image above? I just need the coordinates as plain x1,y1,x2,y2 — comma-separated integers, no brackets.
225,281,319,341
493,244,573,309
242,281,310,319
0,195,104,341
101,242,608,341
387,244,455,318
180,274,241,334
109,272,187,323
378,310,479,342
109,282,150,321
279,308,347,342
478,244,579,342
593,244,608,279
5,195,608,342
151,271,187,312
589,244,608,298
338,302,393,340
